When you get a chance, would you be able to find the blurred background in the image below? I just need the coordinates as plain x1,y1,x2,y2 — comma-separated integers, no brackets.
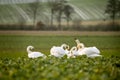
0,0,120,31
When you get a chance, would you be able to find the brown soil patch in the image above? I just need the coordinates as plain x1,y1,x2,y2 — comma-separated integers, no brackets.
0,31,120,36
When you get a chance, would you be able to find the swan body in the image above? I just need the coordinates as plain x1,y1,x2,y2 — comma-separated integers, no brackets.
78,46,101,57
50,44,69,58
75,39,102,58
27,46,46,59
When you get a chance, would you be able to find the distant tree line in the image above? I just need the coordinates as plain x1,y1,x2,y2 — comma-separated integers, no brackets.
0,22,120,31
105,0,120,25
48,0,74,30
27,0,74,30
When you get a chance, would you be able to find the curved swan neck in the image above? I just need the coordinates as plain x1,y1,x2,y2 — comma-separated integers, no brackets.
75,39,85,49
77,43,85,49
27,46,33,53
70,47,77,53
61,44,67,50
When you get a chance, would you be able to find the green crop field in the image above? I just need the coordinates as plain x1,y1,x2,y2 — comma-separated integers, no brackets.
0,31,120,80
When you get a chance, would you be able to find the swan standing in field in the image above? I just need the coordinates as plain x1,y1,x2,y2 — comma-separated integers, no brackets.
75,39,102,57
50,44,69,58
27,46,47,59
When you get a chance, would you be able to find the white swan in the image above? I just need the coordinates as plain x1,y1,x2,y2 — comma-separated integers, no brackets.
75,39,102,57
75,38,85,49
78,46,101,57
67,46,77,58
27,46,46,59
50,44,69,58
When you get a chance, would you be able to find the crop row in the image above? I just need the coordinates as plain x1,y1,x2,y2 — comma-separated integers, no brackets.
0,56,119,80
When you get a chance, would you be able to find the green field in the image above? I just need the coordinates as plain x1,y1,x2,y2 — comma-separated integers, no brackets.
0,31,120,80
0,31,120,58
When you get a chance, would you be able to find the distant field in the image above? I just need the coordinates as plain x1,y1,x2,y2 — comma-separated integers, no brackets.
0,31,120,80
0,0,108,24
0,31,120,36
0,31,120,58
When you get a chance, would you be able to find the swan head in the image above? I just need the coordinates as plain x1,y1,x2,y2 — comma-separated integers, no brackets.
66,45,70,50
74,38,85,49
77,43,85,49
61,44,69,50
27,46,34,50
67,46,77,58
27,46,34,53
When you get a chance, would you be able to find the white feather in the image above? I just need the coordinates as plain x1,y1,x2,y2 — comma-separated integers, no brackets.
27,46,46,59
78,46,101,57
50,44,69,58
75,39,102,58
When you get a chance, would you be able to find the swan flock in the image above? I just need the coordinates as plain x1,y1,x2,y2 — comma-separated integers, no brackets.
27,39,102,59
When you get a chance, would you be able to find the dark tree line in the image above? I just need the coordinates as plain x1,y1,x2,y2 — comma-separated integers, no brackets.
48,0,74,30
27,0,74,30
105,0,120,25
27,0,44,30
28,0,120,31
3,0,119,31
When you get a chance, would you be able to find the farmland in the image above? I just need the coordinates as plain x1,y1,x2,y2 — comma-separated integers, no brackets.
0,0,120,79
0,0,108,24
0,31,120,80
0,55,120,80
0,31,120,58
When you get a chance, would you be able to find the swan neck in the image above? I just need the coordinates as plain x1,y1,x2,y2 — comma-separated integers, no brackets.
27,47,32,53
75,39,80,44
70,47,77,52
61,45,66,50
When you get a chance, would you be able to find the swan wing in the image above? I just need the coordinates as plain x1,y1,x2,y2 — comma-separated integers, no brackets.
50,47,66,57
82,47,100,56
77,49,86,55
28,52,44,58
92,47,100,54
73,51,79,56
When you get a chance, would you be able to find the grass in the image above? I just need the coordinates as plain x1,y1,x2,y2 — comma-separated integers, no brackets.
0,31,120,80
0,31,120,58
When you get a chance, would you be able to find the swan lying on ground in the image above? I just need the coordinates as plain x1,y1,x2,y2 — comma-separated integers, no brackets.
27,46,47,59
74,39,102,58
50,44,69,58
78,46,101,57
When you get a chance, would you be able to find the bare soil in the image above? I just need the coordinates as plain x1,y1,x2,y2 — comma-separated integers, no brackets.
0,31,120,36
